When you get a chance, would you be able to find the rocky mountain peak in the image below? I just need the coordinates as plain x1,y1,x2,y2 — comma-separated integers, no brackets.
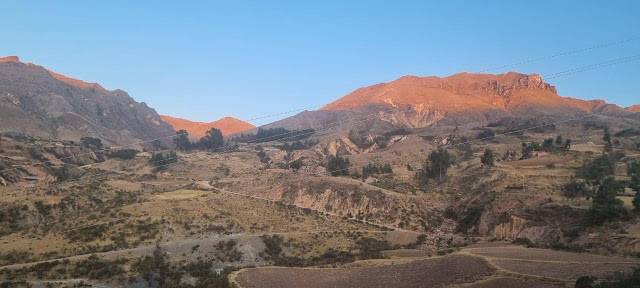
0,56,20,63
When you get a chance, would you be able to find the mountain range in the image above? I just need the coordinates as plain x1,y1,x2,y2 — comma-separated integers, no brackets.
1,56,638,145
263,72,639,132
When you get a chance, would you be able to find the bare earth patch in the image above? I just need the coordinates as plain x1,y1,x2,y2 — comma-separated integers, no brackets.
154,189,209,200
235,255,492,288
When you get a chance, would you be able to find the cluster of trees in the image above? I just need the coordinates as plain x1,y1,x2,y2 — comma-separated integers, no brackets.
277,139,319,151
149,151,178,168
578,128,639,225
562,178,590,198
521,141,542,159
541,135,571,152
256,146,270,164
327,155,350,176
107,149,138,160
520,135,571,159
416,149,451,183
361,163,393,179
501,150,517,161
173,128,224,151
131,246,233,287
80,137,102,149
476,129,495,140
235,127,314,143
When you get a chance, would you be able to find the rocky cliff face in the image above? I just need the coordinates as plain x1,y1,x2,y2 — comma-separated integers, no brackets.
0,56,174,146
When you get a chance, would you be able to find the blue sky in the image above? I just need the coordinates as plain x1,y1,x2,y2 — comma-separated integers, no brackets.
1,0,638,125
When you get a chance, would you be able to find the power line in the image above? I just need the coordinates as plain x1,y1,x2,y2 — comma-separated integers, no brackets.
544,54,640,79
477,36,640,73
3,42,638,174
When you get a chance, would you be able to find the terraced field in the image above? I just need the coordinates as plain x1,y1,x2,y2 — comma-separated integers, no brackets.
234,244,640,287
235,255,492,288
466,245,640,281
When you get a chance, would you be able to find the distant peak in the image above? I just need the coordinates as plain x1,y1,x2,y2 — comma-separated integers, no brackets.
160,115,255,137
626,105,640,113
321,71,563,111
0,56,20,63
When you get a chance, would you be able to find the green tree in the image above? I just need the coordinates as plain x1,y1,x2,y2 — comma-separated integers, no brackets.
581,154,615,184
53,165,70,183
587,177,625,225
564,138,572,151
476,129,495,140
198,128,224,150
555,135,563,146
80,137,102,149
149,151,178,169
327,155,350,176
173,130,191,151
542,138,554,152
603,128,613,153
289,158,303,170
481,149,495,167
152,140,164,151
627,160,640,211
521,141,541,159
418,149,451,182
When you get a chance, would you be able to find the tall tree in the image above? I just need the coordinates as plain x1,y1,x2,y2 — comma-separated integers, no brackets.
481,149,495,167
199,128,224,150
173,130,191,151
419,148,451,182
603,128,613,153
628,160,640,211
587,177,625,225
327,155,350,176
